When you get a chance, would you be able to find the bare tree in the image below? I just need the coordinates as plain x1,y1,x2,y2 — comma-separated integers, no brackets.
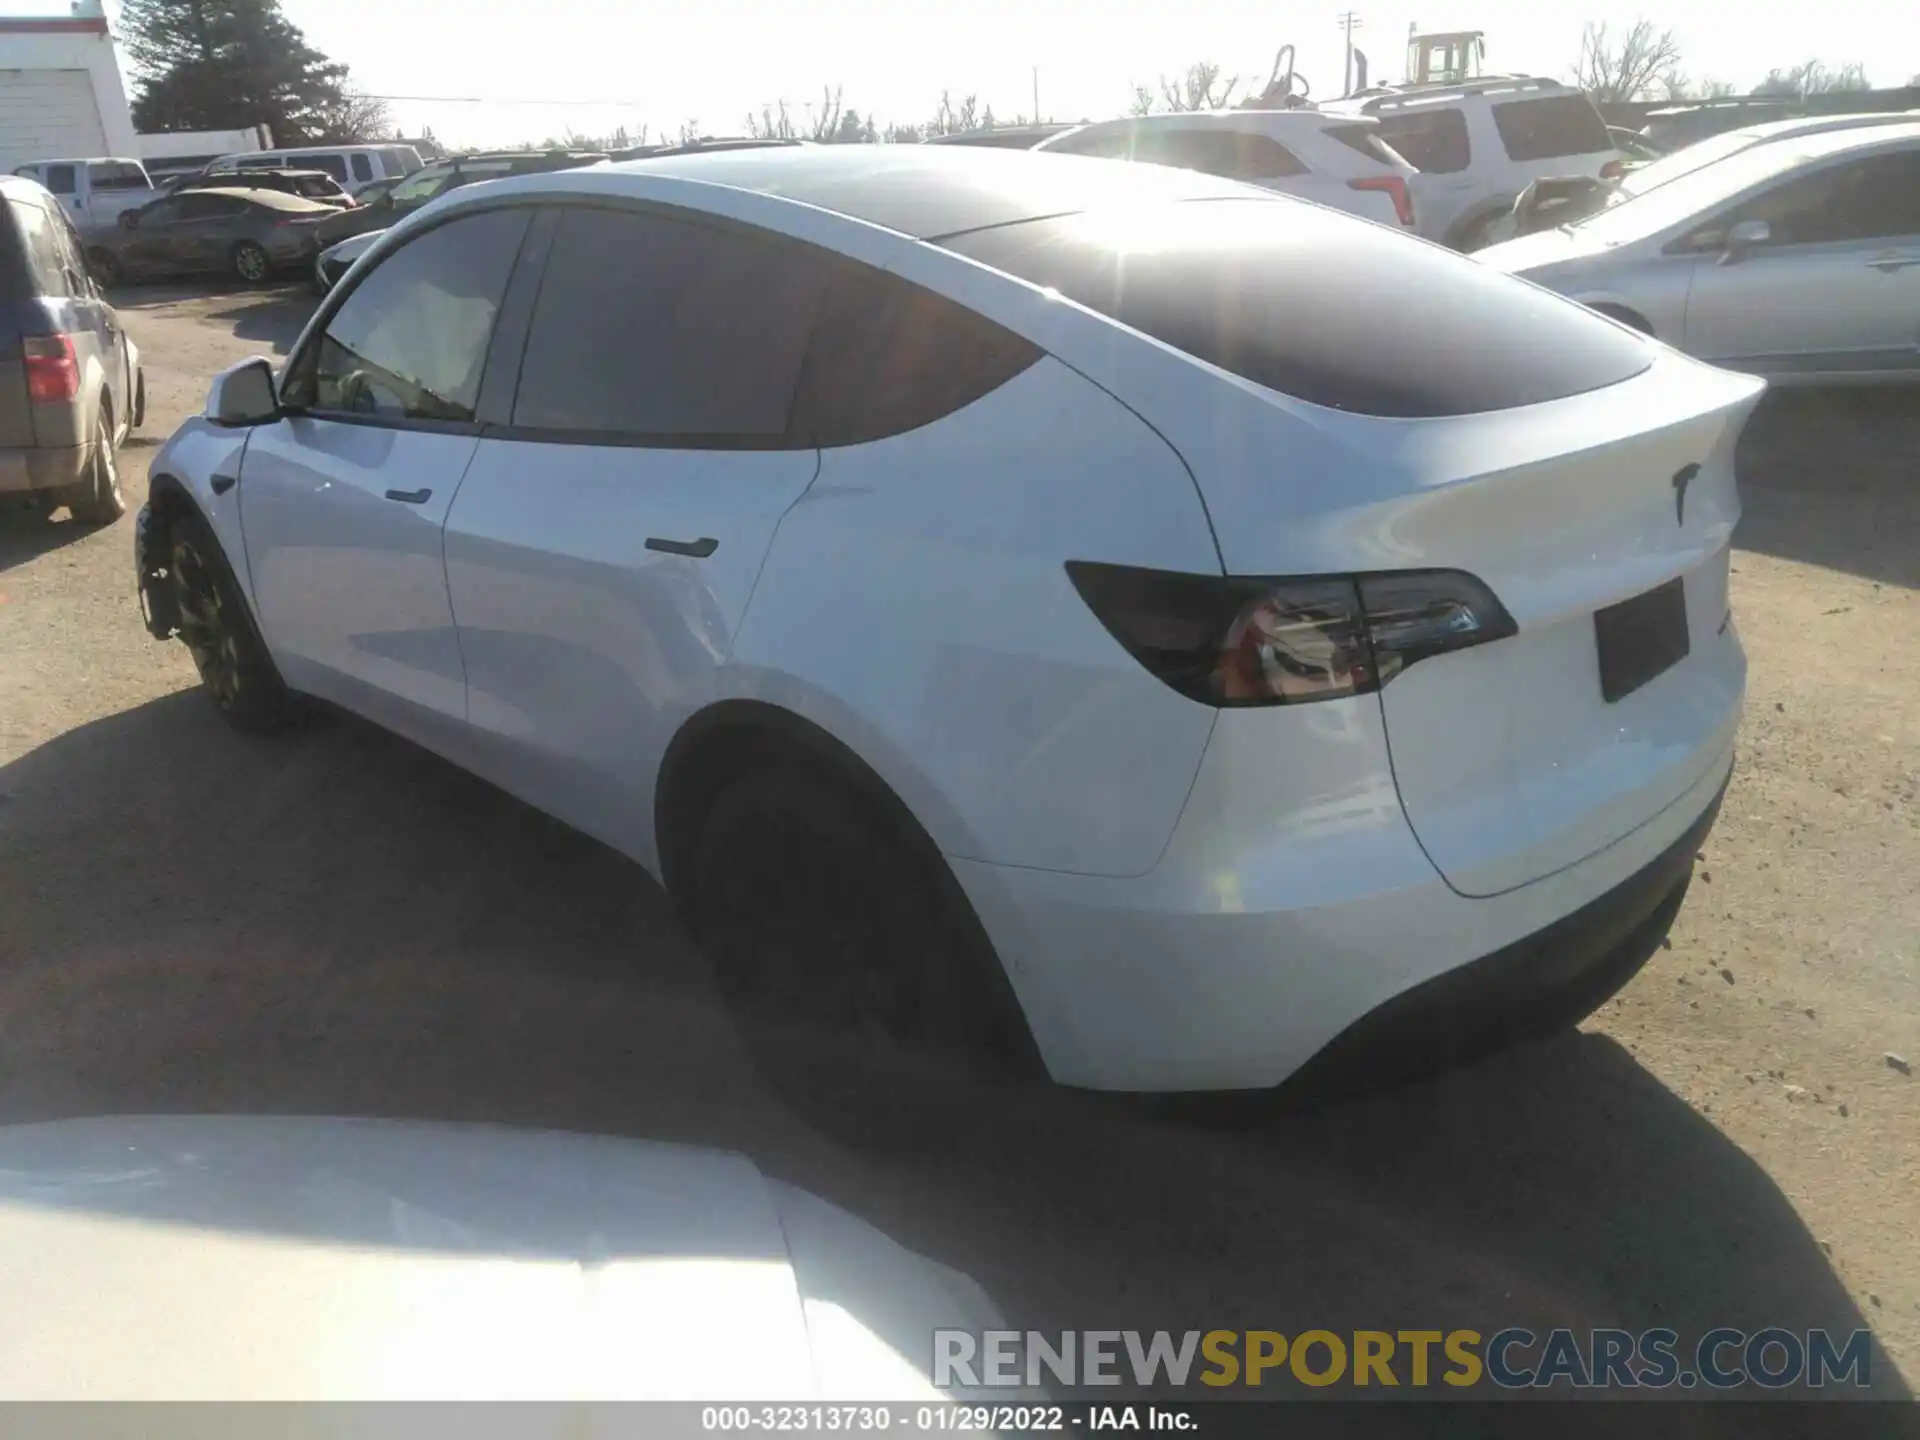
747,101,797,139
1162,61,1240,111
1570,20,1683,103
1126,82,1157,117
806,85,844,141
675,118,702,145
312,88,391,143
1754,60,1870,96
925,90,981,136
1657,72,1736,101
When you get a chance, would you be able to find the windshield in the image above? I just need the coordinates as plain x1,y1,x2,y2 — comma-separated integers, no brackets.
1573,139,1825,244
1616,128,1764,197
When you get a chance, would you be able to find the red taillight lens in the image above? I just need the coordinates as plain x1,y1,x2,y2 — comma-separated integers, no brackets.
1349,175,1416,227
1600,159,1627,182
23,335,80,403
1066,563,1515,707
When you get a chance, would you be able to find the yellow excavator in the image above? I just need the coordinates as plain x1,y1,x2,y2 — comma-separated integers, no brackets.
1243,25,1490,108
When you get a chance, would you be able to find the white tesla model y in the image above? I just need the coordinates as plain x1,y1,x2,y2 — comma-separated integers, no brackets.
135,147,1762,1099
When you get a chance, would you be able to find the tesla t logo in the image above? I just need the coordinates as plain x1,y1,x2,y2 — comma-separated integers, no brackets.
1671,463,1700,526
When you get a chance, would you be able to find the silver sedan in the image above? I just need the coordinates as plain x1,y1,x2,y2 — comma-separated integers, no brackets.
1477,121,1920,384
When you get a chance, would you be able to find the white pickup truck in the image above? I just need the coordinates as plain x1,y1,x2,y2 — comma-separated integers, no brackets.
9,157,156,235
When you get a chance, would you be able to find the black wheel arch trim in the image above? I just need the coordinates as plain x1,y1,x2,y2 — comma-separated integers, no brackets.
656,697,1049,1079
135,474,272,653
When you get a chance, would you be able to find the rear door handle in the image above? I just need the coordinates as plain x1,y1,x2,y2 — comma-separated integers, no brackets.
384,488,432,505
645,536,718,558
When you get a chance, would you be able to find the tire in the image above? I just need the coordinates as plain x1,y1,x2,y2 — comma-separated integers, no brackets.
231,241,271,283
168,508,302,733
88,248,122,288
688,763,1039,1146
65,406,126,526
131,370,146,430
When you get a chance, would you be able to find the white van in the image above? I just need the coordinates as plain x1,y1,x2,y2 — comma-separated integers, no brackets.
9,157,155,231
206,144,423,192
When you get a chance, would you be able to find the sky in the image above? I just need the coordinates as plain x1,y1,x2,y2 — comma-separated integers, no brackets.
64,1,1920,148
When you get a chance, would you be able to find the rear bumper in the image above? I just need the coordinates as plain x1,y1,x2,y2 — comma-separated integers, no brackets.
1283,769,1724,1103
952,706,1736,1093
0,442,89,495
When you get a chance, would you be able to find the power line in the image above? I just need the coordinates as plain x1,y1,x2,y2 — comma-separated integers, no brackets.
356,93,650,107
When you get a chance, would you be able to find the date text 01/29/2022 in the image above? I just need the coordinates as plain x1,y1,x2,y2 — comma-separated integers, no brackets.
700,1405,1185,1432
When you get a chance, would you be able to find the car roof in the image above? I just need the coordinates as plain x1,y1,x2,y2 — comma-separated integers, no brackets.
1049,111,1378,135
573,144,1253,239
1727,111,1920,142
1757,118,1920,165
180,186,334,210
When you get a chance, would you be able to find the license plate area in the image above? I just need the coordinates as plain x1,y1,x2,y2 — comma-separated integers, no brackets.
1594,576,1689,703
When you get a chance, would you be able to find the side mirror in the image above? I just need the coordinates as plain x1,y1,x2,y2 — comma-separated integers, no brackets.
1720,219,1770,263
373,193,393,211
205,357,280,427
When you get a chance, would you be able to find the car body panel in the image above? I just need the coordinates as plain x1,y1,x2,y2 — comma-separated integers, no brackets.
101,188,330,281
239,418,480,750
730,356,1222,880
0,1116,1002,1400
443,440,824,864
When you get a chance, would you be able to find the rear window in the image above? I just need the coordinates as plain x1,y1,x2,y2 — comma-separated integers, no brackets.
942,199,1653,417
1491,95,1612,162
6,198,70,295
43,164,78,196
1371,109,1470,174
350,153,374,182
1322,124,1405,168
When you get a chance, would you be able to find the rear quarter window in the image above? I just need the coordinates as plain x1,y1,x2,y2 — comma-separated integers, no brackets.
942,198,1652,418
1321,124,1404,168
1370,109,1470,174
1492,95,1612,162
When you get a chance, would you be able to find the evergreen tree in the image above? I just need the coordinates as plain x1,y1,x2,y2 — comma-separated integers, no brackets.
119,0,352,144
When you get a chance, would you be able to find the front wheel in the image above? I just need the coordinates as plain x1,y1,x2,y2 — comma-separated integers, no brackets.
169,510,302,732
231,241,270,283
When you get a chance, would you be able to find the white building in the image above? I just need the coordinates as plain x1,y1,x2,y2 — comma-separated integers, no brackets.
0,0,138,170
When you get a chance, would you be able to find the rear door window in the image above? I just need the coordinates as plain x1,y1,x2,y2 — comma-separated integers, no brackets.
350,153,375,183
943,198,1651,417
8,199,71,295
512,204,829,440
43,164,78,197
1321,124,1407,168
1371,109,1470,173
1491,95,1612,162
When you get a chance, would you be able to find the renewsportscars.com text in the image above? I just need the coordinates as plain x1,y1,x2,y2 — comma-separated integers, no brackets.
932,1327,1874,1391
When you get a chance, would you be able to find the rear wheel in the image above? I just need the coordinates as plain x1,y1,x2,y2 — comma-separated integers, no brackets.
169,509,302,733
688,763,1040,1145
231,241,270,283
65,407,125,525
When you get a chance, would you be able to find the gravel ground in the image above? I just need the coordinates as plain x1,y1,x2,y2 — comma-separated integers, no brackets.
0,284,1914,1412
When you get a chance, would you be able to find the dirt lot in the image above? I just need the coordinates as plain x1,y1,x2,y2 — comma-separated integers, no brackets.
1,284,1915,1411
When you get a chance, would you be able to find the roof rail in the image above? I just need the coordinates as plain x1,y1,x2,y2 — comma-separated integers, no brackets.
1352,74,1570,108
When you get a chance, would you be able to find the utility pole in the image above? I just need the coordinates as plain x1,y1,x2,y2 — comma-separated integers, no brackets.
1032,66,1040,123
1337,11,1364,97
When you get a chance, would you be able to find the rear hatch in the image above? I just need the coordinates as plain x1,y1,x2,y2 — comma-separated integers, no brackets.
945,199,1765,896
0,200,39,449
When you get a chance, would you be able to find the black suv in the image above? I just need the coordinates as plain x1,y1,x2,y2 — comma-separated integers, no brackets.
0,175,142,524
313,150,607,248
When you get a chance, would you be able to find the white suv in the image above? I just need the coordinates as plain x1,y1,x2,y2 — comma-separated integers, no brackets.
1322,78,1623,248
1036,111,1418,231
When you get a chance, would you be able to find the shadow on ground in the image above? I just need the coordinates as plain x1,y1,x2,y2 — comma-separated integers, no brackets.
0,692,1904,1420
1736,388,1919,590
0,506,98,574
112,282,315,356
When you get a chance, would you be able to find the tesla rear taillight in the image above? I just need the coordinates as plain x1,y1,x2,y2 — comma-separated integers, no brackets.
1348,175,1416,227
22,335,79,403
1066,563,1516,707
